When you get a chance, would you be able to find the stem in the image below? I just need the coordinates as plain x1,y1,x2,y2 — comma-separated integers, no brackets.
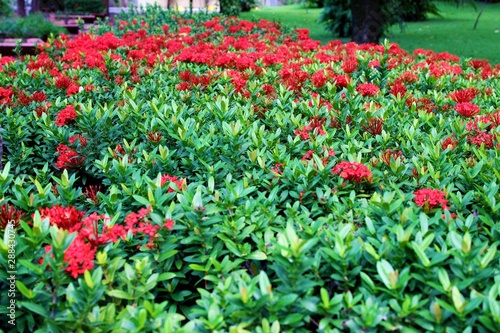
473,0,488,30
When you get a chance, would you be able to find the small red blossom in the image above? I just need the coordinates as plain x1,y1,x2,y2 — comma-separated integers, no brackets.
380,149,404,165
161,174,184,192
441,136,458,150
83,185,101,205
390,83,407,97
164,219,175,230
362,118,384,135
413,188,449,212
69,135,87,147
332,161,373,183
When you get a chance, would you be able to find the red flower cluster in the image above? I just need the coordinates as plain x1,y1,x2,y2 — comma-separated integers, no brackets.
39,205,85,231
448,88,478,103
55,105,77,126
0,204,25,229
441,136,458,150
124,206,176,248
356,83,380,97
380,148,404,165
362,118,384,135
161,174,185,192
454,102,481,117
55,144,85,169
332,161,373,183
39,204,175,277
413,188,449,212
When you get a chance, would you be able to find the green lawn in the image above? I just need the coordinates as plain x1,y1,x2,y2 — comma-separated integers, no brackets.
240,2,500,64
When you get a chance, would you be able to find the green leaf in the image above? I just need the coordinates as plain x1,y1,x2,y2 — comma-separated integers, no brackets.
20,301,49,317
246,251,267,260
16,281,35,299
412,241,430,267
107,290,133,300
377,259,397,290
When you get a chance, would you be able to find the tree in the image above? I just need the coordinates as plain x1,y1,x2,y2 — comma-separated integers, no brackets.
350,0,382,44
31,0,40,12
320,0,441,44
17,0,26,16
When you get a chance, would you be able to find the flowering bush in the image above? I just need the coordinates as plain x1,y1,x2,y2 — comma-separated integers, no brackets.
0,6,500,332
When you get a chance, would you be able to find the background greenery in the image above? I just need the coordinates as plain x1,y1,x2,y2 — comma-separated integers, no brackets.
240,2,500,64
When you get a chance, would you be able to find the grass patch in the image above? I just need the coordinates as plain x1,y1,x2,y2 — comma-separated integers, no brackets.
240,4,335,44
240,2,500,64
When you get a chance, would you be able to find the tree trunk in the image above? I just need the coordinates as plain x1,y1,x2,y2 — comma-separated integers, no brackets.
17,0,26,17
350,0,382,44
31,0,40,13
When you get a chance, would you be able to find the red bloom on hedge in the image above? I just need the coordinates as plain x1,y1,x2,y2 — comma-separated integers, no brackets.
69,135,87,147
454,102,480,117
39,205,85,231
390,83,407,97
468,131,495,148
414,188,449,211
0,204,25,229
55,105,77,126
332,161,373,183
63,237,96,278
448,88,478,103
441,136,458,150
362,118,384,135
55,144,84,169
164,219,175,231
79,213,127,247
161,174,184,192
356,83,380,97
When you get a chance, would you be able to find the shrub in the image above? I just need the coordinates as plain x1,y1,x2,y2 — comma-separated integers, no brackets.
0,0,12,17
1,6,500,332
0,13,67,39
320,0,440,38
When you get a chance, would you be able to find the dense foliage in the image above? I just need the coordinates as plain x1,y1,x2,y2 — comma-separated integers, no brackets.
39,0,105,13
319,0,440,38
1,5,500,332
0,13,67,40
0,0,12,17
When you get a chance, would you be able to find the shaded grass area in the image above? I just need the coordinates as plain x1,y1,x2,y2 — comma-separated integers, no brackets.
240,2,500,64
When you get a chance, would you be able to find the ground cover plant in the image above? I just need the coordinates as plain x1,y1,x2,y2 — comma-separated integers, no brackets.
1,5,500,332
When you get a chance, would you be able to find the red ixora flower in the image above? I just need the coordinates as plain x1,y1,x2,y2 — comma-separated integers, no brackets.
413,188,449,212
332,161,373,183
55,105,77,126
161,174,184,192
362,118,384,135
63,238,96,279
0,204,25,229
441,136,458,150
454,102,481,117
38,205,85,231
356,83,380,97
55,144,85,169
